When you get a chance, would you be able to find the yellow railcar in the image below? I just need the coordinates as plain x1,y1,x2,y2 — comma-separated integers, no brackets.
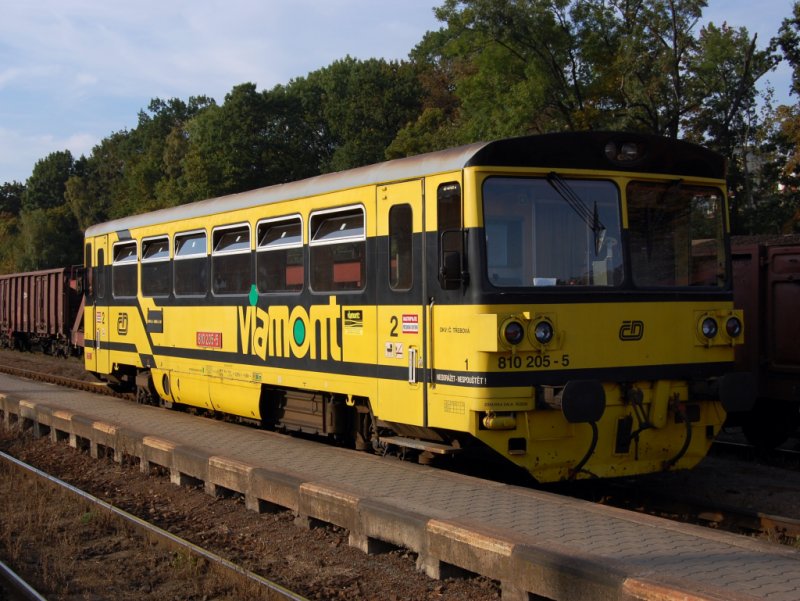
83,132,753,482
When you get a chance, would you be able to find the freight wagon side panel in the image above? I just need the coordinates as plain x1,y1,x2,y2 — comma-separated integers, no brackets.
732,244,761,377
767,246,800,377
0,278,8,329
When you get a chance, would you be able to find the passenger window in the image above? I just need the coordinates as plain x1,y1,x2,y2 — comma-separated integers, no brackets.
309,207,365,292
212,224,251,295
174,231,207,297
112,241,137,298
389,204,412,291
97,248,106,300
437,182,463,290
84,243,94,301
257,216,303,293
141,237,171,297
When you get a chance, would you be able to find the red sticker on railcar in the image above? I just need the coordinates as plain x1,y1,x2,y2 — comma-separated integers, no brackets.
196,332,222,348
402,314,419,334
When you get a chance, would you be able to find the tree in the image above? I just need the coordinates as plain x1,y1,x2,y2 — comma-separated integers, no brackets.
305,57,423,171
13,151,82,270
22,151,75,212
396,0,713,143
17,205,83,270
0,181,24,216
181,83,277,200
116,96,215,215
765,1,800,233
609,0,710,137
65,131,129,229
388,27,467,157
0,182,24,273
683,23,778,232
422,0,595,138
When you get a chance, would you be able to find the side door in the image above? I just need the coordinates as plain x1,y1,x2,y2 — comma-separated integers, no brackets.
375,180,427,426
92,235,111,375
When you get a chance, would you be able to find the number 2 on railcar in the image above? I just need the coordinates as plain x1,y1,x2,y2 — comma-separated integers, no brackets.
82,132,754,482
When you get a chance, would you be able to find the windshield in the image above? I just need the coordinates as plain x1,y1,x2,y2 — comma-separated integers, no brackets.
627,181,726,287
483,177,623,287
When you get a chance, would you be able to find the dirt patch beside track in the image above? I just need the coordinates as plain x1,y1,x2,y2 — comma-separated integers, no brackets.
0,428,500,600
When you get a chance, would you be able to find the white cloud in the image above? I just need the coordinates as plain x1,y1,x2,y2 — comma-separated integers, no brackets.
0,0,440,183
0,127,97,183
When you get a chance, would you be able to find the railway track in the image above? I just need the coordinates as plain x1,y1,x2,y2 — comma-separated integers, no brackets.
0,559,47,601
566,477,800,543
712,437,800,470
0,361,134,401
0,449,307,601
2,359,799,547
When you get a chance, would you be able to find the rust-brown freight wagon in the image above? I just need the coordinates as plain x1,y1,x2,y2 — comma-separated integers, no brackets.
729,236,800,447
0,267,84,355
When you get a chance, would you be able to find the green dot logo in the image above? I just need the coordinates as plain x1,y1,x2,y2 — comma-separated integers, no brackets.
293,318,306,345
248,284,258,307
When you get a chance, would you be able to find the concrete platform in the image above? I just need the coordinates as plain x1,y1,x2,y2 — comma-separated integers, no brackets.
1,373,799,601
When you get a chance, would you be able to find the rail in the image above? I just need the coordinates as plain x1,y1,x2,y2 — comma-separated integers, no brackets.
0,450,308,601
0,559,48,601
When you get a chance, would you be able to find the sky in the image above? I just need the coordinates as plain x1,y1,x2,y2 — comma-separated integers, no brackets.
0,0,796,185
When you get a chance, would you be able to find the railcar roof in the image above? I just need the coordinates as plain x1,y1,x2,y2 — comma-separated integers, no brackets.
84,132,724,238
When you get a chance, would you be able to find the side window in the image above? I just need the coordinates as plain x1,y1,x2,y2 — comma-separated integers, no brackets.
141,236,171,297
389,204,413,291
84,243,94,301
97,248,106,300
437,182,463,290
174,231,207,297
212,224,251,295
112,241,137,298
257,216,303,293
310,206,365,292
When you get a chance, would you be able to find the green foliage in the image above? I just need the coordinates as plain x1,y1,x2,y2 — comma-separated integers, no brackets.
23,151,75,212
116,96,215,215
776,2,800,96
64,131,130,230
0,213,20,273
304,57,424,171
9,151,83,272
17,205,82,270
0,181,24,216
683,23,779,232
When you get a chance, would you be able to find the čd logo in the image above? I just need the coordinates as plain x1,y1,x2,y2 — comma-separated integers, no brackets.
619,320,644,341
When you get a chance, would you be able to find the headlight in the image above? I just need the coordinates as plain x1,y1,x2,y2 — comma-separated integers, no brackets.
503,321,525,345
701,317,718,339
725,316,742,338
533,320,554,344
604,140,644,163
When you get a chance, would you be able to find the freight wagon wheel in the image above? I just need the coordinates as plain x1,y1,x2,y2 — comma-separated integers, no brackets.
741,398,800,449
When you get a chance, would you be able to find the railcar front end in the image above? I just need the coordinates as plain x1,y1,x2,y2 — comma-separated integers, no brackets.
427,154,752,481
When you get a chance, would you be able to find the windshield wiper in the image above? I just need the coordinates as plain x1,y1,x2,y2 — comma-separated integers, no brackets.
546,172,606,255
644,179,683,259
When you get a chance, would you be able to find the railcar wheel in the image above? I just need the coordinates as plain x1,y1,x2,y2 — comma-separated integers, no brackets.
741,398,800,449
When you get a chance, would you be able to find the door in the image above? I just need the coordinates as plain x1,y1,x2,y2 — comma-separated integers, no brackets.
767,245,800,372
89,236,111,375
376,180,427,426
